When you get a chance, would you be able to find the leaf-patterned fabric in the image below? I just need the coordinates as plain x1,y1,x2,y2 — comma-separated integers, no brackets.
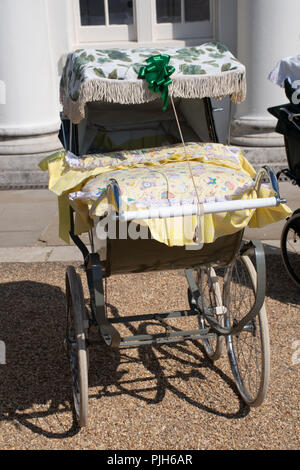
60,42,246,123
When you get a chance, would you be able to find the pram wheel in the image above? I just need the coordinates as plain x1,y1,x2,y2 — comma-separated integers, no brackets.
281,212,300,287
65,266,89,427
224,255,270,407
197,267,224,361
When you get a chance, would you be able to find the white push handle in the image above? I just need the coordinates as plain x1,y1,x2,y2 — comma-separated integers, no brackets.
118,196,280,222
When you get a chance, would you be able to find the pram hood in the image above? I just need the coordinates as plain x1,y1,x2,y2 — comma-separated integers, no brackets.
60,42,246,124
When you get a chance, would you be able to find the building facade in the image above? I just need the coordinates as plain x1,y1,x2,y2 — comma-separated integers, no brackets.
0,0,299,186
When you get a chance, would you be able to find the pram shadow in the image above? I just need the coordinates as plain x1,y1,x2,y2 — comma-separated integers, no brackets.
88,302,250,420
243,253,300,303
264,254,300,303
0,280,79,439
0,279,249,441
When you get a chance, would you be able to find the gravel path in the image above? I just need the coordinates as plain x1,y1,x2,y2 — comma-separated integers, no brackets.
0,257,299,450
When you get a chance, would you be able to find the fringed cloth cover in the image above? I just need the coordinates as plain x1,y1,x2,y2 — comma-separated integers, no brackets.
60,42,247,124
39,143,291,246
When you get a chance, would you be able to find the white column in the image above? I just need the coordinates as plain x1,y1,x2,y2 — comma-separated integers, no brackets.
0,0,70,184
230,0,300,155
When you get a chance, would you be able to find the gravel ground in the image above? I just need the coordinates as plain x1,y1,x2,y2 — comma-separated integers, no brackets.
0,256,299,450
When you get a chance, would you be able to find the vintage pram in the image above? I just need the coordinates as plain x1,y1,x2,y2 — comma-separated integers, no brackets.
268,59,300,287
40,43,291,427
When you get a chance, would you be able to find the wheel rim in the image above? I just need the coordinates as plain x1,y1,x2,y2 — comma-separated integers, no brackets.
226,316,265,404
66,298,81,416
65,268,89,426
224,256,270,406
281,214,300,287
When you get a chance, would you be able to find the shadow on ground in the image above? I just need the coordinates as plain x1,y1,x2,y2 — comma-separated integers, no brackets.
0,278,250,439
265,255,299,303
0,251,298,439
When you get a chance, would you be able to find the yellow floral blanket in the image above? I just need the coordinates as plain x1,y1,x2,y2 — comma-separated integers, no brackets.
39,142,291,246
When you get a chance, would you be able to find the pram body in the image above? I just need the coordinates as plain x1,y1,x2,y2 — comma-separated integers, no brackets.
268,59,300,286
42,43,290,426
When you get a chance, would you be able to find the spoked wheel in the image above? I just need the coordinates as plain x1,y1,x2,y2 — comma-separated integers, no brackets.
65,266,89,427
223,255,270,407
193,267,224,361
281,212,300,288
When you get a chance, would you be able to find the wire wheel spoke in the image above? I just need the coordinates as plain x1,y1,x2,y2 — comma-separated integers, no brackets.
232,323,261,396
224,255,270,407
196,266,224,361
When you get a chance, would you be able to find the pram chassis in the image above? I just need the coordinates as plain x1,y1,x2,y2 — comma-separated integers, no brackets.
64,99,280,427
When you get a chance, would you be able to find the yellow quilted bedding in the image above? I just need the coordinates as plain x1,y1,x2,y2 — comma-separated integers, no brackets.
39,142,291,246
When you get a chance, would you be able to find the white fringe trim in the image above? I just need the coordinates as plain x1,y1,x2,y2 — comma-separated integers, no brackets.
60,70,246,124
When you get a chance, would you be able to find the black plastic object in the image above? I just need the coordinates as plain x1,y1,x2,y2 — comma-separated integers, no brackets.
268,79,300,184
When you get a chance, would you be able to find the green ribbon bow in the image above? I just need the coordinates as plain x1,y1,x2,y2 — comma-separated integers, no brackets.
138,54,175,111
